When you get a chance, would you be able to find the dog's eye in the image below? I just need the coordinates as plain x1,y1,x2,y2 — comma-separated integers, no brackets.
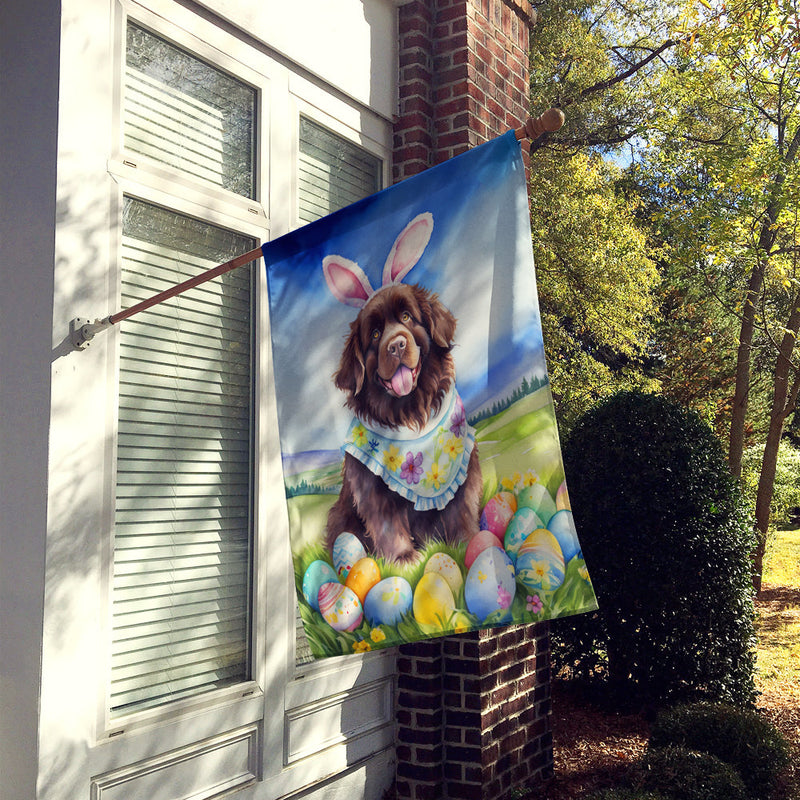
401,312,411,324
371,328,381,341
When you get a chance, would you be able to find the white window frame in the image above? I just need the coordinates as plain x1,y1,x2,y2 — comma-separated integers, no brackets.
100,0,273,740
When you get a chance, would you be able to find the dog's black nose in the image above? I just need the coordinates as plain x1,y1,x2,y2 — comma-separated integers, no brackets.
388,336,406,357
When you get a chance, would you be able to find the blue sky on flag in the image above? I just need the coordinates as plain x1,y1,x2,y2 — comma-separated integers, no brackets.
264,131,548,456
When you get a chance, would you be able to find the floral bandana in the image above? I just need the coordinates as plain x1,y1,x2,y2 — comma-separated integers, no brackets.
343,385,475,512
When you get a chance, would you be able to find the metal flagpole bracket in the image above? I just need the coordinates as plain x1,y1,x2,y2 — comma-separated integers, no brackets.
70,316,113,350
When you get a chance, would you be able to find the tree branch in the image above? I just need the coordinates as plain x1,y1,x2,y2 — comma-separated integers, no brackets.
557,39,678,108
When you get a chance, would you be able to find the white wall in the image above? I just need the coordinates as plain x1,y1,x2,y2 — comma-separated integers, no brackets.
0,1,60,797
194,0,398,120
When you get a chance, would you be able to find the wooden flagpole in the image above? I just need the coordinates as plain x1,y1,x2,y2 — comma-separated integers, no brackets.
70,108,564,349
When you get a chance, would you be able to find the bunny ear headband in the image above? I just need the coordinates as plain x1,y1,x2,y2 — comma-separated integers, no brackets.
322,212,433,308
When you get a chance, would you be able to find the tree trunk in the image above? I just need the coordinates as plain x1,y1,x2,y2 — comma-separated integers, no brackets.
729,266,764,478
728,127,800,479
753,300,800,593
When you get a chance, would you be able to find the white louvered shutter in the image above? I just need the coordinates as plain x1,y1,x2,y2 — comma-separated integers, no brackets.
294,118,382,664
298,117,382,224
111,22,258,716
111,198,255,715
112,198,255,715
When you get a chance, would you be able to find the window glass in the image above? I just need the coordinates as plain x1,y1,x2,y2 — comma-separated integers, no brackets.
298,116,381,223
111,197,255,716
125,23,257,198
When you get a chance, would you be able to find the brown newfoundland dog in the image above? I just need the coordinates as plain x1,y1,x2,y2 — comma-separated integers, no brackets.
322,213,482,563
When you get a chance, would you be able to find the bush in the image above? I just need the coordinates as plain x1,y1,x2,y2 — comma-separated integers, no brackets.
631,746,748,800
649,702,790,799
553,391,757,707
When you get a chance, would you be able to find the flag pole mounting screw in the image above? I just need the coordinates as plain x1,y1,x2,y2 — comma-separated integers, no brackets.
70,316,112,350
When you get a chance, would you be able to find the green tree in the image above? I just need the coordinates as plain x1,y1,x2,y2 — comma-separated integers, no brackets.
527,0,672,426
530,151,659,426
633,0,800,589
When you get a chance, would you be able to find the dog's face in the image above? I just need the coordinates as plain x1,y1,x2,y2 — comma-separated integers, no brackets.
334,283,457,430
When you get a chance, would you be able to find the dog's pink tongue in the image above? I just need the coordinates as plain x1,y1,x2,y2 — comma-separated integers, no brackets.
391,365,414,396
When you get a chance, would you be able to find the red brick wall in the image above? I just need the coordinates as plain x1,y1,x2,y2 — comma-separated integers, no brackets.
394,0,534,181
392,6,552,798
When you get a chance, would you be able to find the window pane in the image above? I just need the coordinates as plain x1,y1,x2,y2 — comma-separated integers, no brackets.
295,120,382,663
298,117,381,223
111,197,255,715
125,23,256,198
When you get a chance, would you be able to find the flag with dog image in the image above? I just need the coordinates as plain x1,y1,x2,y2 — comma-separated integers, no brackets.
263,130,597,658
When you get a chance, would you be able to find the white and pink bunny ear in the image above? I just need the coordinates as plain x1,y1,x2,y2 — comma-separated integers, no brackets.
381,212,433,287
322,255,376,308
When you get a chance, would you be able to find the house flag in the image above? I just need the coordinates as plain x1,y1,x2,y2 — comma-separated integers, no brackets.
262,130,597,658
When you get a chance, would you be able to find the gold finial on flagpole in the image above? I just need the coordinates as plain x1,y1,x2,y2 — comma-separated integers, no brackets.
514,108,565,141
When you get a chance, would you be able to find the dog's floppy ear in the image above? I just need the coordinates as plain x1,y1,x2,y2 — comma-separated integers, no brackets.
323,256,374,308
422,290,457,350
334,324,366,396
382,213,433,286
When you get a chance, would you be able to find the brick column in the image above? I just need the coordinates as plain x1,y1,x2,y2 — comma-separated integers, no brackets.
394,0,534,181
393,2,553,799
396,640,446,800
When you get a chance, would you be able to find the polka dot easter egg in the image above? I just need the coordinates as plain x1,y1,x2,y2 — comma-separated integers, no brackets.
423,552,463,595
464,546,516,622
504,506,545,564
302,560,340,612
332,531,367,581
516,528,566,594
364,576,413,626
479,492,517,539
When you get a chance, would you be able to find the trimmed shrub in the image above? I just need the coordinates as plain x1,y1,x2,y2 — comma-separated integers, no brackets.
631,746,748,800
649,701,790,799
553,391,757,707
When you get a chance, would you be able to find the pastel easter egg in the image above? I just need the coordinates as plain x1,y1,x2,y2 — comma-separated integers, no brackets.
556,481,571,511
424,552,463,595
318,582,364,632
479,492,518,538
516,528,566,593
465,529,504,569
547,510,580,563
345,557,382,604
504,506,545,563
302,560,340,612
464,546,516,622
413,572,456,628
516,482,557,526
364,576,413,626
332,532,367,581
